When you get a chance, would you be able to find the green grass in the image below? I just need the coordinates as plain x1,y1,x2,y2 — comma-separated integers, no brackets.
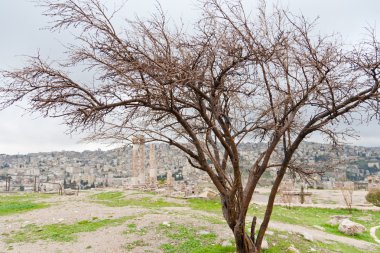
196,215,226,225
187,198,222,213
376,227,380,239
262,230,371,253
7,216,135,243
158,223,235,253
321,224,373,242
92,191,123,200
0,193,50,216
123,223,147,236
92,191,182,208
185,197,380,244
250,205,380,243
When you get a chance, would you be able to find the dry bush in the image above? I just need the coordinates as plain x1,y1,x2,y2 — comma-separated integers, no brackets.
366,189,380,207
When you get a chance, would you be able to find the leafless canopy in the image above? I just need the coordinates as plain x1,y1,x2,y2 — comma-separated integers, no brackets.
1,0,379,252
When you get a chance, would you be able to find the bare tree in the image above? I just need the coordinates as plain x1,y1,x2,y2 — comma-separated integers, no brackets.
341,187,354,213
339,182,355,214
1,0,380,252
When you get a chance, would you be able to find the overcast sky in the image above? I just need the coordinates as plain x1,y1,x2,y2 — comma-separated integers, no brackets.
0,0,380,155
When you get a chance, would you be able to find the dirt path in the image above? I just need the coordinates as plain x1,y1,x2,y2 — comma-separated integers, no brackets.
266,219,377,251
254,187,380,211
165,207,378,251
370,226,380,244
183,208,378,251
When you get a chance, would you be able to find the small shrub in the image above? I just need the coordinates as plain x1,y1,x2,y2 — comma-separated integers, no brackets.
366,190,380,207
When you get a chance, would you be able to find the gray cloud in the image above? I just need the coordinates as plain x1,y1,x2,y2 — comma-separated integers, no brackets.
1,0,379,154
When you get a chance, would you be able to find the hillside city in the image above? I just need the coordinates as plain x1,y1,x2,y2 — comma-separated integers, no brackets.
1,141,380,192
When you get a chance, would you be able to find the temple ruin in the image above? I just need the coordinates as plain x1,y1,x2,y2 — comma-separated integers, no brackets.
129,136,159,189
148,143,158,188
131,135,146,185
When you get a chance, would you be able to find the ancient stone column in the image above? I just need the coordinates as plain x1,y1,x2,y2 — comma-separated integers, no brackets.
149,143,157,187
131,135,145,185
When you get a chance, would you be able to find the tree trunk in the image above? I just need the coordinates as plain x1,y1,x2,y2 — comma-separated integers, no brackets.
233,223,257,253
221,195,259,252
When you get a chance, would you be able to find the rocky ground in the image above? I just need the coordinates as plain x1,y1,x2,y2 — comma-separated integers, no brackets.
0,189,379,253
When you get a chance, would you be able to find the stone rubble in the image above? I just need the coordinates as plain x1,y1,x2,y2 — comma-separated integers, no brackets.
338,219,366,235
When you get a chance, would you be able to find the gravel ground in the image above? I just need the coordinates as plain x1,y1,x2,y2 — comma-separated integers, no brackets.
0,189,379,252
